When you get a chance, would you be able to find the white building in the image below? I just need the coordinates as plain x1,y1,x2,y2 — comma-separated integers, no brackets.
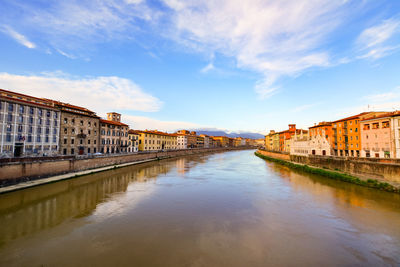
177,134,188,149
291,131,332,157
0,89,61,157
128,130,139,153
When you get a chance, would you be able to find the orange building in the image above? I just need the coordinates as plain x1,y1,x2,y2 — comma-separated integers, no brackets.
278,124,297,152
332,112,385,157
308,122,334,147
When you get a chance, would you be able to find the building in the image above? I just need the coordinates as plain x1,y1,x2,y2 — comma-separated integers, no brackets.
0,89,60,157
309,122,334,147
176,130,197,148
391,112,400,158
128,130,140,153
177,134,188,149
290,131,332,157
332,112,385,157
197,136,205,148
99,112,129,154
265,130,276,150
137,130,177,151
46,100,100,156
212,136,229,147
360,112,395,158
200,134,211,148
278,124,308,153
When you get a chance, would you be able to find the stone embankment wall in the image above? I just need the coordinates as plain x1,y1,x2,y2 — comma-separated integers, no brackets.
257,150,291,161
0,147,252,185
258,149,400,184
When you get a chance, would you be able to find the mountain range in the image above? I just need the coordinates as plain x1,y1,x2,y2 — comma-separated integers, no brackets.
193,130,264,139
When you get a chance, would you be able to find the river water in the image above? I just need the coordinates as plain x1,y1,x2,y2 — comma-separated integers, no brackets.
0,150,399,266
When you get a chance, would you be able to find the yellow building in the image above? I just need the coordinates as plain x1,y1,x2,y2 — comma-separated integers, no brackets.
212,136,229,147
265,130,275,150
137,130,177,151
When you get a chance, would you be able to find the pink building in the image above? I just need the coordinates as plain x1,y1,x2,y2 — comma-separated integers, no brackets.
360,113,393,158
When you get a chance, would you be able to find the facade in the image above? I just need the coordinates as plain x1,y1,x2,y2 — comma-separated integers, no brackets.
291,133,332,157
360,113,394,158
332,112,385,157
392,112,400,158
309,122,334,147
200,134,210,148
212,136,229,147
128,130,140,153
196,136,205,148
138,130,177,151
176,130,197,148
0,89,60,157
265,130,275,150
177,134,188,149
47,100,100,156
99,112,129,154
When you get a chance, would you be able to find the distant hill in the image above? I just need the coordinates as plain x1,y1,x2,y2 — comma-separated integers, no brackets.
194,130,264,139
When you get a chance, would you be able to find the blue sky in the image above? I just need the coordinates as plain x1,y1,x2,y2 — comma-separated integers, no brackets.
0,0,400,134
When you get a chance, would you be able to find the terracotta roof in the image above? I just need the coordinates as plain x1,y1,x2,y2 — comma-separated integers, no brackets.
44,99,96,113
361,111,400,121
136,130,176,137
0,95,58,110
332,112,373,123
100,119,128,127
308,121,332,129
128,130,141,134
0,88,51,103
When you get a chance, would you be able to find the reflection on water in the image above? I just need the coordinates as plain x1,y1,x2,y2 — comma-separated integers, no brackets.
0,150,399,266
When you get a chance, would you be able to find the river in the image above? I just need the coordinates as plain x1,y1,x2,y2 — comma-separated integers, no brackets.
0,150,399,266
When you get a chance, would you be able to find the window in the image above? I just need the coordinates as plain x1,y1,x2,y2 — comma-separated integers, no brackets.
80,139,83,145
71,119,75,124
71,139,75,144
6,134,12,142
53,128,57,135
37,136,41,142
64,128,67,134
80,120,83,126
46,128,50,134
71,128,75,134
19,105,24,113
46,119,50,126
30,107,34,115
45,135,49,143
88,121,91,127
38,118,42,125
382,121,390,128
18,125,23,133
8,103,14,112
64,118,68,124
63,149,67,155
7,114,13,122
38,109,43,117
372,123,379,129
29,116,34,124
29,126,33,133
37,127,42,134
88,140,91,144
64,139,67,144
47,111,51,117
28,135,32,142
54,112,58,119
6,124,12,132
71,148,75,154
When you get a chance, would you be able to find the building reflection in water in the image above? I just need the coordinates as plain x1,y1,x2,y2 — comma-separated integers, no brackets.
0,161,175,247
263,161,400,209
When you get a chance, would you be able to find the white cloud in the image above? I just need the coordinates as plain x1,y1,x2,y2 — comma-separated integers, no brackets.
291,103,320,113
357,18,400,60
363,87,400,102
200,62,215,73
161,0,346,98
124,115,202,132
0,25,36,49
0,72,162,114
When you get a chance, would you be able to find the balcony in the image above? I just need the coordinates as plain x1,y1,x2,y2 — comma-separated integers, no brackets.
77,134,87,138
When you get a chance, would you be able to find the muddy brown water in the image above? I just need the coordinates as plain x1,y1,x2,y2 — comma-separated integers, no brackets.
0,150,399,266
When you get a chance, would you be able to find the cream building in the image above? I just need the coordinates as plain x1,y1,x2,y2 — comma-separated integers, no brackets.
138,130,177,151
291,131,332,156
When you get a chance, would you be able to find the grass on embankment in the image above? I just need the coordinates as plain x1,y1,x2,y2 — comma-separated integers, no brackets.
254,152,399,194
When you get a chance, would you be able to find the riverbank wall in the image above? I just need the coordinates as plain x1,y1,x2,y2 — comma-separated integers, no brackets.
256,149,400,193
0,147,253,187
